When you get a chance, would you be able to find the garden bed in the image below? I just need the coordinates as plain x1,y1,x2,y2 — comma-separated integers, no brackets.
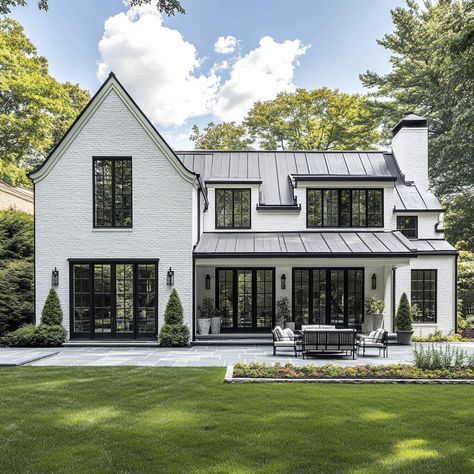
227,363,474,384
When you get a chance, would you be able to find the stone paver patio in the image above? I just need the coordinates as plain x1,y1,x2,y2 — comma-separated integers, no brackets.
0,342,473,367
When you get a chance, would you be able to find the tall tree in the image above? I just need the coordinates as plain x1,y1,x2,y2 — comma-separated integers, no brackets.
0,18,90,186
0,0,184,15
444,192,474,252
190,122,253,150
244,88,381,151
360,0,474,196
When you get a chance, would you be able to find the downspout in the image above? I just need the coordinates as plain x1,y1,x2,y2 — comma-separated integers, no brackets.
392,267,396,332
455,254,458,332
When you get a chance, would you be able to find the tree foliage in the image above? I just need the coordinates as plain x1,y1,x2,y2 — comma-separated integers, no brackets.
244,88,381,151
0,210,33,263
163,288,184,325
458,251,474,318
360,0,474,196
395,292,413,331
41,288,63,326
0,18,90,186
444,192,474,252
159,289,189,346
190,122,253,150
0,0,184,15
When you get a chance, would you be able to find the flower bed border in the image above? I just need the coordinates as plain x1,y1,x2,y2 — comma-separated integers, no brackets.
224,366,474,384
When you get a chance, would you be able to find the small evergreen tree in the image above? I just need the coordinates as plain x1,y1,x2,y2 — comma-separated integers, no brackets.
41,288,63,326
395,292,413,332
159,289,190,347
164,288,183,325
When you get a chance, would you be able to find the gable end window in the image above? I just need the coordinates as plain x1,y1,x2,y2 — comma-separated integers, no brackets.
307,189,383,228
215,189,251,229
397,216,418,239
93,157,132,228
411,270,437,323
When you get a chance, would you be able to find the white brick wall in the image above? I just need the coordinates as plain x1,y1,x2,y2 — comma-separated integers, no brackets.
34,88,195,337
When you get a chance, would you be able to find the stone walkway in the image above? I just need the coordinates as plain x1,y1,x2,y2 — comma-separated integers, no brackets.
0,342,472,367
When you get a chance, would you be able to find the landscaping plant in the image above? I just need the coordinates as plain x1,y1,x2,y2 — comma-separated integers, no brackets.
365,296,384,314
158,288,190,346
395,293,413,332
276,297,290,327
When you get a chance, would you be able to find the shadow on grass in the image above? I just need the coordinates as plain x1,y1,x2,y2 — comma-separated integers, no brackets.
0,367,473,473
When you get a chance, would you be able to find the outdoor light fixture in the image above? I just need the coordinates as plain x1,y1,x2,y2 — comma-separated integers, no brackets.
167,267,174,287
372,273,377,290
281,273,286,290
205,274,211,290
51,267,59,287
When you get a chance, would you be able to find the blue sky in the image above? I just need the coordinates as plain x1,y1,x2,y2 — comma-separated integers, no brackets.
12,0,405,148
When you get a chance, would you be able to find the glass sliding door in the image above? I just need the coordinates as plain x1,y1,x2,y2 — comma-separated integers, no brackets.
292,268,364,329
216,268,275,331
70,261,158,339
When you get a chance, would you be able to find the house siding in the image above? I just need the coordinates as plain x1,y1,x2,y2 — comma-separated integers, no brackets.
35,89,194,337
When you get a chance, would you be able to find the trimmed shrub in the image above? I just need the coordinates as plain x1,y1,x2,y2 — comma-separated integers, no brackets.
34,324,66,346
159,289,189,346
158,323,190,347
395,292,413,331
1,324,36,347
41,288,63,326
164,288,184,325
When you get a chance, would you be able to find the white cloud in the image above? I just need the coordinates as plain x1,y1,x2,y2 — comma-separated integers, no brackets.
212,36,310,122
97,5,219,126
214,35,238,54
97,7,309,127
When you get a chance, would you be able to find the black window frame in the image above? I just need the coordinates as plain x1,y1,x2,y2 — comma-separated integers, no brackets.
307,188,384,228
397,215,418,239
411,269,437,323
215,188,251,229
93,156,133,228
69,259,158,339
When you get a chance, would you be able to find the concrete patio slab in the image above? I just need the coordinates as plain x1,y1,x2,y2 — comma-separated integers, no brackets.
0,348,59,366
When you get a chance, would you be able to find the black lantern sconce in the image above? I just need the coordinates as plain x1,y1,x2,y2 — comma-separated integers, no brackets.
167,267,174,287
205,274,211,290
281,273,286,290
51,267,59,287
371,273,377,290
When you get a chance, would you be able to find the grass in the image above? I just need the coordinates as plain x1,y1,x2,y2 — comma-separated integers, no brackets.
0,367,473,473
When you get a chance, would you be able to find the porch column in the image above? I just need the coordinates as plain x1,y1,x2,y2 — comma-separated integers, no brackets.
383,265,394,332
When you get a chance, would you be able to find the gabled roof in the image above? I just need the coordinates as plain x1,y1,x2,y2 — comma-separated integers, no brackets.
176,150,442,211
29,73,205,200
193,231,456,258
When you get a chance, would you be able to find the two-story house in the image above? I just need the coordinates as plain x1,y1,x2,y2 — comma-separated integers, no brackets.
30,73,457,342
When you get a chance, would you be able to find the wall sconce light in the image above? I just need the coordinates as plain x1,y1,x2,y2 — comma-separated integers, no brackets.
371,273,377,290
281,273,286,290
51,267,59,287
205,274,211,290
167,267,174,287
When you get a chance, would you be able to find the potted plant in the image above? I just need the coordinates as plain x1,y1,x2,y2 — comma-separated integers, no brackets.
197,298,213,335
395,292,414,345
365,296,385,331
276,297,294,330
210,305,222,335
459,316,474,340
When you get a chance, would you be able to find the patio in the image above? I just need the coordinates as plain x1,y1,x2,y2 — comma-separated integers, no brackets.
1,342,473,367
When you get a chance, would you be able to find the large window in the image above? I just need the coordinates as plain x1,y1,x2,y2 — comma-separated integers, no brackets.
71,261,157,338
307,189,383,228
293,268,364,329
215,189,251,229
94,157,132,228
397,216,418,239
411,270,437,323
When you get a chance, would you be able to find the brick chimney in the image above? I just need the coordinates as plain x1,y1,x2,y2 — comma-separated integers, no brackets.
391,112,429,190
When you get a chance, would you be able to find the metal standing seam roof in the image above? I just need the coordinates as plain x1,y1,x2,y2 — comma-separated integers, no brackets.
193,232,457,257
176,151,442,211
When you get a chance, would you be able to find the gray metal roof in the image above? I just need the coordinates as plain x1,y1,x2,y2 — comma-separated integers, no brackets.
193,232,456,257
176,151,442,210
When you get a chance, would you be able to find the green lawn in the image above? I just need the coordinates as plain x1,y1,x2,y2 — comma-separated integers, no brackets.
0,368,473,474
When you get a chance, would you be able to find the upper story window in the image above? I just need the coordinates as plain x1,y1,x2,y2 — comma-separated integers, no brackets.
307,189,383,228
215,189,251,229
93,157,132,228
397,216,418,239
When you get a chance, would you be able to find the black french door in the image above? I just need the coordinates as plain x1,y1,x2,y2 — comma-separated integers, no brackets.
216,268,275,332
293,268,364,329
70,260,158,339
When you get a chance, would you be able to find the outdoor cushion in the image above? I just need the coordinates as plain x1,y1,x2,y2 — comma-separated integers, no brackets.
283,327,294,339
373,328,385,342
302,325,335,330
273,326,289,341
358,340,384,348
274,341,296,347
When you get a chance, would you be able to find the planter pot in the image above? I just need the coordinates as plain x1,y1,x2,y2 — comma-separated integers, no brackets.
210,317,221,334
397,330,414,345
284,322,296,331
371,314,384,331
198,318,211,335
461,328,474,340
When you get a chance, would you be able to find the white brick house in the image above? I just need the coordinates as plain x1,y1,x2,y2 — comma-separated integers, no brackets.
30,73,457,341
